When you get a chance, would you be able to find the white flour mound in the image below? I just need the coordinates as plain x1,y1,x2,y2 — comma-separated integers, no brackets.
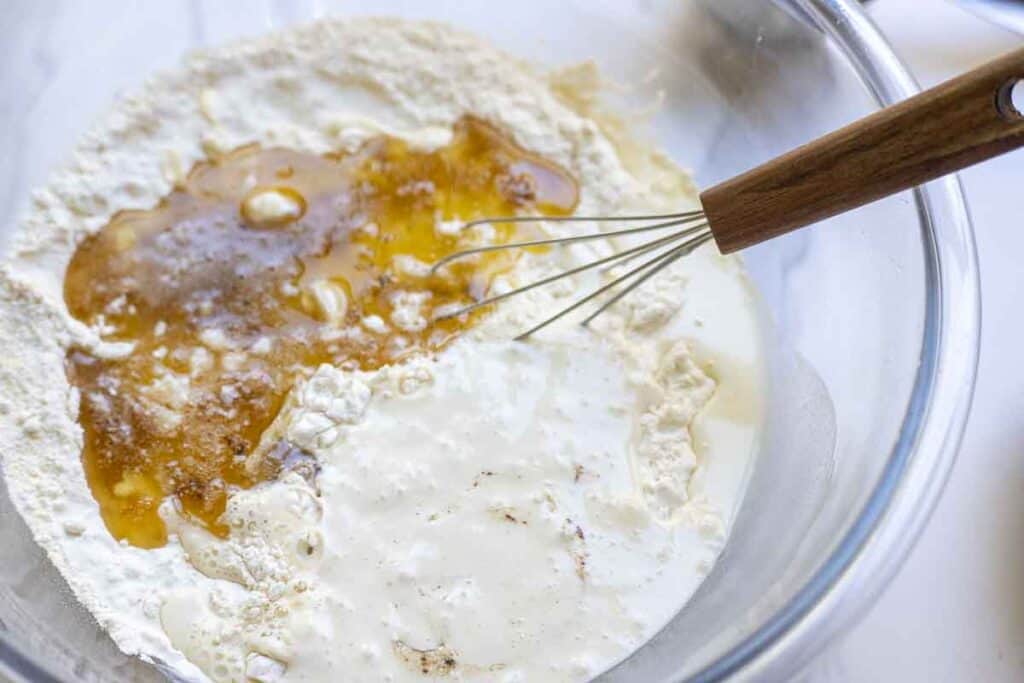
0,17,763,683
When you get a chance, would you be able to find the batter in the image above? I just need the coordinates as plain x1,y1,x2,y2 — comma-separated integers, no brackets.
0,18,762,682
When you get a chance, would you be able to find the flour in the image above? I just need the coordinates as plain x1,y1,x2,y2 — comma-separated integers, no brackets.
0,17,763,683
242,189,304,224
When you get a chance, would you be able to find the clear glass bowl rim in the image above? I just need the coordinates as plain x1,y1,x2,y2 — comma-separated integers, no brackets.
676,0,982,680
0,1,981,681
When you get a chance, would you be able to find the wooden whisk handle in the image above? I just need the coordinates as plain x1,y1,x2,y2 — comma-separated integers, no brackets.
701,46,1024,254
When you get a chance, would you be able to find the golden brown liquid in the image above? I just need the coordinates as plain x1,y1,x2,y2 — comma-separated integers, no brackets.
64,116,577,548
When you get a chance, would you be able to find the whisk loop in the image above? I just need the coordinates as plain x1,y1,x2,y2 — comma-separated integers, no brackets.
430,211,712,339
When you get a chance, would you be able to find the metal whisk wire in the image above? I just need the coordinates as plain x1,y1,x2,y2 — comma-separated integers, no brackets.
430,211,712,339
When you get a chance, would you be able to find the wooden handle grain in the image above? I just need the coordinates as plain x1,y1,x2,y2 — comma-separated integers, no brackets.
701,47,1024,254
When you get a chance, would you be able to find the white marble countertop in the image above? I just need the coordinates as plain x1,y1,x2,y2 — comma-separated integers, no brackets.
821,1,1024,680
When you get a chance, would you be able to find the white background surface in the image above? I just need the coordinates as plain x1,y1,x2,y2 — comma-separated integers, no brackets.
825,1,1024,680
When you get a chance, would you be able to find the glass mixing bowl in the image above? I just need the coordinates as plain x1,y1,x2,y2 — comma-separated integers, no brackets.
0,0,980,681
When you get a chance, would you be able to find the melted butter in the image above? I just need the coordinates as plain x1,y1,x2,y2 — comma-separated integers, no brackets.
64,116,577,547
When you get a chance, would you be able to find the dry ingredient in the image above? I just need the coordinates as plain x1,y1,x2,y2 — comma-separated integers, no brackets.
0,17,763,683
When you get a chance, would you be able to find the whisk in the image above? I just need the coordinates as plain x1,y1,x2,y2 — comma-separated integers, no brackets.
433,46,1024,339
